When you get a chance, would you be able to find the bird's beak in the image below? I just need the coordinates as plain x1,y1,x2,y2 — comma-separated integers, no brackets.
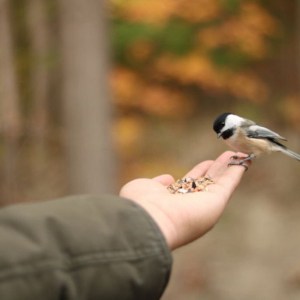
217,132,222,138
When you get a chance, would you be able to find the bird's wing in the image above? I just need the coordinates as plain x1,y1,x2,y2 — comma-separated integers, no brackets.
246,125,287,141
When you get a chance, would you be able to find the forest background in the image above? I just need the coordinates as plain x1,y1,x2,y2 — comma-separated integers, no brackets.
1,0,300,299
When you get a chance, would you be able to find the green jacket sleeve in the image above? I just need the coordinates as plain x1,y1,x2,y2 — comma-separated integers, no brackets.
0,195,172,300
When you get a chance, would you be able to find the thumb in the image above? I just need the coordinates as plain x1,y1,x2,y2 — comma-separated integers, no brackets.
152,174,175,186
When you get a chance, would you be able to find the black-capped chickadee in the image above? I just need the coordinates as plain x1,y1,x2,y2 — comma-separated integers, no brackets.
213,112,300,166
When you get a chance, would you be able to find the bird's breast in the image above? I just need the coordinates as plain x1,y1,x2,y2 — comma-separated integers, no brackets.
224,127,271,156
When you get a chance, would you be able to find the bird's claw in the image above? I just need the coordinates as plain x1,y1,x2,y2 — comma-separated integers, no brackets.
228,154,253,171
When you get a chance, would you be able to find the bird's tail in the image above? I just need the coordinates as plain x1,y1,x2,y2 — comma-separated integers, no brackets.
279,147,300,161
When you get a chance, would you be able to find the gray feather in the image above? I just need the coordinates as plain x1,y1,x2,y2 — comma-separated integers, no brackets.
246,125,287,141
279,147,300,161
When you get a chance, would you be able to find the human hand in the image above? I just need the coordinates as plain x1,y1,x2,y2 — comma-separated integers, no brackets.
120,151,250,250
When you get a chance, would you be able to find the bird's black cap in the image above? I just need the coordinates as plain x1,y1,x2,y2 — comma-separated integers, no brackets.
213,112,232,134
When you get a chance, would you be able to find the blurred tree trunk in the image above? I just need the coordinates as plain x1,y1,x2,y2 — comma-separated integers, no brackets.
297,1,300,88
0,0,22,204
58,0,116,194
27,0,50,147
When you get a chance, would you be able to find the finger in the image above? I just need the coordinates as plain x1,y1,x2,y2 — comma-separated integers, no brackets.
152,174,175,186
217,154,251,189
205,151,237,179
205,151,251,178
208,151,250,194
184,160,214,179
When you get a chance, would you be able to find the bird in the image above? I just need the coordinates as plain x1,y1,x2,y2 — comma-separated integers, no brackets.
213,112,300,167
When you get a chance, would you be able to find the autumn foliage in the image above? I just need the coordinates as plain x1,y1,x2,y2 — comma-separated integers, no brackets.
111,0,286,118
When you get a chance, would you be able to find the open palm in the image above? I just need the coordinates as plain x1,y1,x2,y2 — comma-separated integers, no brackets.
120,151,249,250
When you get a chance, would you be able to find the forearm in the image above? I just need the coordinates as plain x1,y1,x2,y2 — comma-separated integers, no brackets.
0,195,172,300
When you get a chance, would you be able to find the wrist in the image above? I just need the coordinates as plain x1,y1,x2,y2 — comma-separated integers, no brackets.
130,199,178,250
